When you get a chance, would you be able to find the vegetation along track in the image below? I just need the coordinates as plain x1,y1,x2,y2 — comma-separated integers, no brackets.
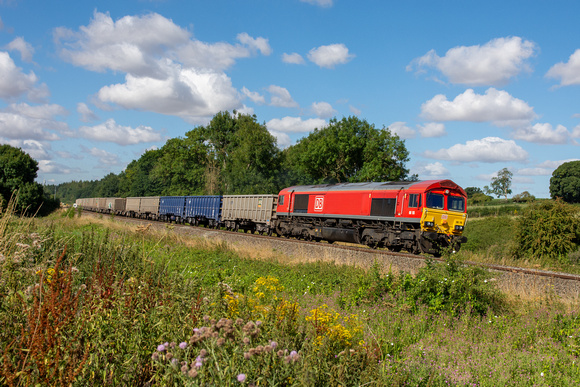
86,211,580,300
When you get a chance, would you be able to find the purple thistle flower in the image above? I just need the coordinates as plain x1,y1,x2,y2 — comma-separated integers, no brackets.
237,373,247,382
270,340,278,348
179,341,188,349
157,344,166,352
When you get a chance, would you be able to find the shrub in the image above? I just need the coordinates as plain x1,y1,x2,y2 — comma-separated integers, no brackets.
513,199,580,262
403,256,505,316
512,191,535,203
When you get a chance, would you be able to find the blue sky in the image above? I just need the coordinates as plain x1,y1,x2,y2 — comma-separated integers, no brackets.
1,0,579,198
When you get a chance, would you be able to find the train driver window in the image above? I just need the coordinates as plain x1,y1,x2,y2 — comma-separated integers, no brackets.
408,193,421,208
426,193,444,209
448,196,465,212
278,195,285,206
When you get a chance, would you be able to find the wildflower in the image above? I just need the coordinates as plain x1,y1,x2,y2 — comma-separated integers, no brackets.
188,369,198,378
237,374,247,382
157,344,166,352
244,352,251,360
199,349,208,357
151,352,159,361
181,365,189,373
269,340,278,349
243,337,250,345
179,342,188,349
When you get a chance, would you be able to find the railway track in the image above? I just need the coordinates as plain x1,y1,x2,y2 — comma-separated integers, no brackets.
84,211,580,299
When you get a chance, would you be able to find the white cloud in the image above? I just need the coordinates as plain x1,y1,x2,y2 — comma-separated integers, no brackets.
300,0,333,7
55,11,190,77
266,116,327,133
84,146,122,166
423,137,528,163
282,52,305,65
267,85,299,108
236,33,272,56
38,160,81,175
97,66,241,121
79,118,162,145
408,37,536,86
517,167,552,176
420,88,536,127
307,44,354,69
241,87,265,104
536,159,580,169
0,52,41,100
310,101,336,118
546,49,580,86
512,123,570,144
54,11,276,121
0,103,69,141
418,122,446,138
268,130,292,148
388,121,415,139
77,102,99,122
572,124,580,138
6,37,34,62
413,161,449,177
349,105,361,115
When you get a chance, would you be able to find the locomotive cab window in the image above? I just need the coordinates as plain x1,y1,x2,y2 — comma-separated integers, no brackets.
408,193,421,208
448,196,465,212
426,193,444,209
278,195,284,206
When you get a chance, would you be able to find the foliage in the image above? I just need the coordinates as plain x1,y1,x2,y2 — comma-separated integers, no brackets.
402,256,505,316
550,160,580,203
284,116,413,184
513,199,580,262
2,212,580,385
464,186,483,198
468,192,493,205
512,190,535,203
0,144,60,216
484,167,513,199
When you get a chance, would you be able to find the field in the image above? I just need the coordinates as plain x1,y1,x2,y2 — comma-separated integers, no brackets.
1,205,580,386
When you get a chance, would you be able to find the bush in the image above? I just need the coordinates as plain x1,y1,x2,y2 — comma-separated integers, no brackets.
512,191,535,203
469,193,493,205
403,256,505,316
513,199,580,262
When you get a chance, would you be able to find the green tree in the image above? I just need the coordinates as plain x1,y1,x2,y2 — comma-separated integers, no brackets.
464,187,483,198
550,160,580,203
186,111,282,194
149,135,208,195
485,168,513,199
0,144,59,215
285,116,412,184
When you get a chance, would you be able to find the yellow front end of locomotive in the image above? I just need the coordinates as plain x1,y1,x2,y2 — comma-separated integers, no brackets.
420,208,467,236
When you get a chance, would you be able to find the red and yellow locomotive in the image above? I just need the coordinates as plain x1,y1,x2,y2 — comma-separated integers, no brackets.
273,179,468,255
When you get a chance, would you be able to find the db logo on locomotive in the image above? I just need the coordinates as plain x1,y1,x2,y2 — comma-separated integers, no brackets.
314,196,324,212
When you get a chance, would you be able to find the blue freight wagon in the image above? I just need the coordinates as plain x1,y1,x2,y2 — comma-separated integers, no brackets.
184,195,222,228
159,196,187,223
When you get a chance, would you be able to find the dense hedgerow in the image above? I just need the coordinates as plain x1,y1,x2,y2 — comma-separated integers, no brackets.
513,199,580,263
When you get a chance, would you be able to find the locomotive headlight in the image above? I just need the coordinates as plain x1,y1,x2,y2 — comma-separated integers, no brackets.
424,221,435,227
455,225,464,231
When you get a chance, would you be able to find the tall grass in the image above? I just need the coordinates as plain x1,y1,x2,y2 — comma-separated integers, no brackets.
1,206,580,385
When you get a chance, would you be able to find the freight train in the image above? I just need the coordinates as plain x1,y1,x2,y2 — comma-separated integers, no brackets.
75,179,468,256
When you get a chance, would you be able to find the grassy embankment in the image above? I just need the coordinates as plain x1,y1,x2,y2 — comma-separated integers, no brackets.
1,203,580,386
